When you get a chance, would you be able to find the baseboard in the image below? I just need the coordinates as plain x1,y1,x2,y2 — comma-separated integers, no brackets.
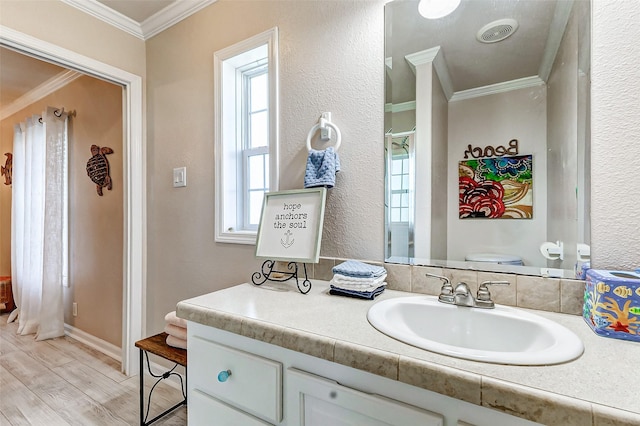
64,323,121,362
64,324,186,390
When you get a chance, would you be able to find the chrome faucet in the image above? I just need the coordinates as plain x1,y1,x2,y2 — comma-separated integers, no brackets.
427,274,510,309
454,282,476,307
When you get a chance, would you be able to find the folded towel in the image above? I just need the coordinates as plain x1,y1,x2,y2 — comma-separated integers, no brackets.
164,323,187,341
329,284,386,300
304,147,340,189
165,311,187,328
330,281,383,292
333,260,386,278
166,334,187,350
331,273,387,288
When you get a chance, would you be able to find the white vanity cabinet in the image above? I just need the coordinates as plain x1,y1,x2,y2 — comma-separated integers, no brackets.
187,321,540,426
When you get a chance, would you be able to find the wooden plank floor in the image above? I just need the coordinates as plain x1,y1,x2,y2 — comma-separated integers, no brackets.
0,313,187,425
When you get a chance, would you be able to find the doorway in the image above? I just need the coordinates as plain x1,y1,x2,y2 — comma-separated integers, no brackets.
0,25,145,376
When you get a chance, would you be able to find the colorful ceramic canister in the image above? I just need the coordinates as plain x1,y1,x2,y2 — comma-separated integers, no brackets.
575,261,590,280
583,269,640,342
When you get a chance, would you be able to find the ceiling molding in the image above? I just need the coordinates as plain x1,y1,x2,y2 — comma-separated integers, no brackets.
141,0,217,40
538,0,574,82
0,69,83,121
405,46,440,74
405,46,454,100
61,0,144,39
450,75,545,102
61,0,217,41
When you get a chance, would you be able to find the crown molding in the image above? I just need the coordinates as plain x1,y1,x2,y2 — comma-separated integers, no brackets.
538,0,573,82
450,75,545,102
405,46,454,100
61,0,144,39
405,46,440,73
0,69,82,121
61,0,217,41
142,0,217,40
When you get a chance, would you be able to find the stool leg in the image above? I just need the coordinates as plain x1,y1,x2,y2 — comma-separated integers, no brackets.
139,348,144,426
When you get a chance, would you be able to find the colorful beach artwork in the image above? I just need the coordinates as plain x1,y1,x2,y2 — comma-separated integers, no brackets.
459,155,533,219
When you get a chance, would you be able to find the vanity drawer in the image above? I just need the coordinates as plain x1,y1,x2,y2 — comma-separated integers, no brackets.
287,368,444,426
190,390,271,426
189,335,283,423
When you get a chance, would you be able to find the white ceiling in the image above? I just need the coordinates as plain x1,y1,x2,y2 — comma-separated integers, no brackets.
97,0,175,23
388,0,568,103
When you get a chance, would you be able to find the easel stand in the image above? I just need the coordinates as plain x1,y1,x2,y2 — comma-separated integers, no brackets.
252,260,312,294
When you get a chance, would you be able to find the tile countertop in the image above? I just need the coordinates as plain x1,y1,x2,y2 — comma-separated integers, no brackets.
176,281,640,426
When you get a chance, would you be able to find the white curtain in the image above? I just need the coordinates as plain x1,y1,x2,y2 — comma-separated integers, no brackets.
9,107,68,341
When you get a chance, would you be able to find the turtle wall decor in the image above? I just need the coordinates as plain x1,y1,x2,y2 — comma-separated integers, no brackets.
86,145,114,196
1,153,11,186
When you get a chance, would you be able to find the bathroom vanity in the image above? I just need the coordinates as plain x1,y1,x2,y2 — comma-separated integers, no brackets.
177,281,640,426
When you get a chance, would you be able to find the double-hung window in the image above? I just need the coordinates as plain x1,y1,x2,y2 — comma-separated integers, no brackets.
390,154,410,223
214,28,279,244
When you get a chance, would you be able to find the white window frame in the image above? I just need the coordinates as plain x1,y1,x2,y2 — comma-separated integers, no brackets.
390,153,410,224
214,27,279,244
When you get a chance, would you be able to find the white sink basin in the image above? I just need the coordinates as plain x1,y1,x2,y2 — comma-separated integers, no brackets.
367,296,584,365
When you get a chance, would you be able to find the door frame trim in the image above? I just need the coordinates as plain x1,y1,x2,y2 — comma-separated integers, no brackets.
1,25,146,376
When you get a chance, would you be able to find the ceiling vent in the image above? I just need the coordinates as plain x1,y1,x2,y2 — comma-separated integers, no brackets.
476,19,519,43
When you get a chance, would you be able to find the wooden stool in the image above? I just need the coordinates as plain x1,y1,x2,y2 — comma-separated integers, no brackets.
135,332,187,425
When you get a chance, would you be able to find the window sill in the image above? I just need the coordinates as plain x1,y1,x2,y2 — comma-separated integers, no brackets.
215,230,257,245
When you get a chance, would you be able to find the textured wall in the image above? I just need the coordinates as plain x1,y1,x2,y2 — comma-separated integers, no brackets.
145,0,385,332
2,0,638,344
592,2,640,270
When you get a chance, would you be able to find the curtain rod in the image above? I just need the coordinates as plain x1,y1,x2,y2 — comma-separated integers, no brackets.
38,107,74,123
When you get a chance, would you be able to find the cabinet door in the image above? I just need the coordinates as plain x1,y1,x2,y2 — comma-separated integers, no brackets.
189,389,271,426
287,369,444,426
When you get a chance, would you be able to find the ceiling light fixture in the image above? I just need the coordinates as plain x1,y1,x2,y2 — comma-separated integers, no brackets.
418,0,461,19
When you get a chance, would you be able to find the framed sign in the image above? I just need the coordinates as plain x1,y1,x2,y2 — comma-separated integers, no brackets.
255,188,327,263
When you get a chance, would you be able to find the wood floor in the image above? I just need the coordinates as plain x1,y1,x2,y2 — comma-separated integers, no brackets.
0,313,187,425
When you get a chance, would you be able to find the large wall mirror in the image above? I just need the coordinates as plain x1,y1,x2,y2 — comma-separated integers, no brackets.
384,0,591,278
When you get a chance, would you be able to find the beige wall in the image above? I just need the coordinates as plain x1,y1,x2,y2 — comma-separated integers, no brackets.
0,129,9,275
145,0,385,332
0,75,124,347
0,1,145,78
447,87,548,266
2,0,639,342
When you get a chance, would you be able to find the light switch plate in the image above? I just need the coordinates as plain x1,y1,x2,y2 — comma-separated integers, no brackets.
173,167,187,187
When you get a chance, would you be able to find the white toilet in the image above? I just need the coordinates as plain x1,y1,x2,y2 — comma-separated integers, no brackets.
465,253,524,266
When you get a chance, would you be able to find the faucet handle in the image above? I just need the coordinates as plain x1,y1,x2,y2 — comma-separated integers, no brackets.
425,272,454,303
476,281,510,308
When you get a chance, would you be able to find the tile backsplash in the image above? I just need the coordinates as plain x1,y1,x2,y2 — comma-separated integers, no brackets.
313,257,585,316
